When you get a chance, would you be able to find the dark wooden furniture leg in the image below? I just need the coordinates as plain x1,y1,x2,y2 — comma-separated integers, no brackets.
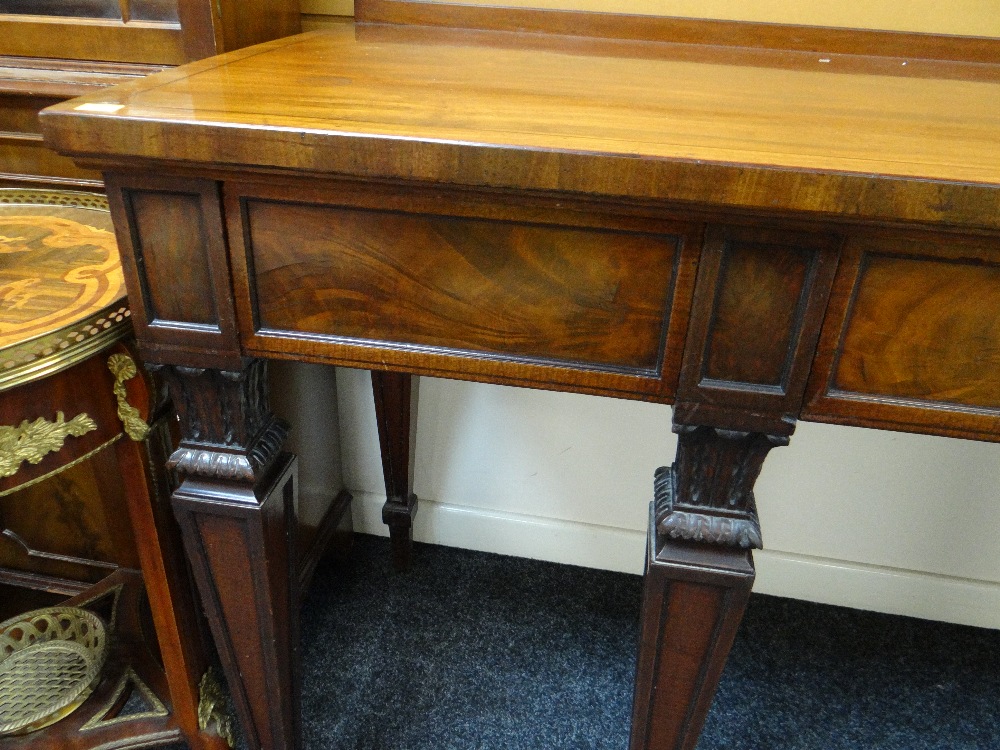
158,360,301,750
115,396,231,750
371,370,419,570
630,422,786,750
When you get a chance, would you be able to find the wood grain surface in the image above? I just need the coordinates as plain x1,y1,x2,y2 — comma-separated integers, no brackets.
128,188,218,326
835,257,1000,407
356,0,1000,65
675,226,840,431
701,237,812,387
805,229,1000,439
35,16,1000,750
107,174,243,369
222,178,699,400
0,445,140,582
243,198,679,372
0,16,187,65
41,23,1000,230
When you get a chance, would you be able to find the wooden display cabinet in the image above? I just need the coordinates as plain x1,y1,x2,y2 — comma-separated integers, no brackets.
0,0,300,190
0,7,345,747
0,190,231,749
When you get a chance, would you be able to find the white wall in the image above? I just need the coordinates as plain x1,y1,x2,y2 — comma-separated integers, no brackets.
270,360,345,529
320,367,1000,630
301,0,1000,37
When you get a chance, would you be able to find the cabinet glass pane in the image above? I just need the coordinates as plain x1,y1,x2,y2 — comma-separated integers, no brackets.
0,0,179,23
130,0,179,22
0,0,122,18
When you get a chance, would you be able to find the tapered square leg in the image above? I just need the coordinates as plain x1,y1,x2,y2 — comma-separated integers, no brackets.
631,417,788,750
630,468,754,750
371,370,419,571
173,456,300,750
157,360,301,750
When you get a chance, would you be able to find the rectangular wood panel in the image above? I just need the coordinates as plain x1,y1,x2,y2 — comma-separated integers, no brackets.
128,189,219,327
0,449,140,583
106,174,242,368
835,256,1000,406
0,138,100,184
805,231,1000,440
676,225,840,427
0,94,58,135
702,238,812,388
0,17,186,65
241,198,680,374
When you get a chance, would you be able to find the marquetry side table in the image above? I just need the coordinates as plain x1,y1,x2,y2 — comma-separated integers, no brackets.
0,190,231,750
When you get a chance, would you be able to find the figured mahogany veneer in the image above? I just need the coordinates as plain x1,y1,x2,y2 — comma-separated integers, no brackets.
227,182,694,397
836,254,1000,405
242,201,678,371
804,229,1000,438
106,174,240,367
39,18,1000,750
675,226,841,432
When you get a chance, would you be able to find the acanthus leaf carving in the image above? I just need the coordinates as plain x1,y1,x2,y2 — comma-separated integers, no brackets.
167,415,288,483
152,359,287,483
653,420,789,550
654,464,763,549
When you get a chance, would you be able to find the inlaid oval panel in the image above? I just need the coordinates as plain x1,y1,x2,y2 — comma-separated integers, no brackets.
0,199,123,348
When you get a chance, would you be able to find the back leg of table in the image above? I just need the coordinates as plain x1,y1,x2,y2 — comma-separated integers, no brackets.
371,370,419,571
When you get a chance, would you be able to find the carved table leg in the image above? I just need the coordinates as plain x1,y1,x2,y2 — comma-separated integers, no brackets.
371,370,418,571
630,422,787,750
158,360,301,750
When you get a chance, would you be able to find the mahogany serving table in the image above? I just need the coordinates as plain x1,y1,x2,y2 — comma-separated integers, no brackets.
40,15,1000,750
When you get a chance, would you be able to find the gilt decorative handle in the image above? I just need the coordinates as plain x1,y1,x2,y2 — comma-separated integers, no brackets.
108,353,150,442
0,412,97,478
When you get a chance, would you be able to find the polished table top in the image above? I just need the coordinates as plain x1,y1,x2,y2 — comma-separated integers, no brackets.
37,21,1000,750
39,23,1000,445
42,23,1000,230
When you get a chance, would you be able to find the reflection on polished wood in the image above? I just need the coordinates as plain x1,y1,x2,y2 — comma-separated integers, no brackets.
0,0,302,198
42,23,1000,220
40,12,1000,750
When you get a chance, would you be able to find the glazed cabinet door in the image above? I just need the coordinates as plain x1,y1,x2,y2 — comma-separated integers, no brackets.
0,0,299,66
0,0,188,64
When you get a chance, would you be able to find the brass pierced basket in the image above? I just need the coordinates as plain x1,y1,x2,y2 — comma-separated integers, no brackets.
0,606,109,736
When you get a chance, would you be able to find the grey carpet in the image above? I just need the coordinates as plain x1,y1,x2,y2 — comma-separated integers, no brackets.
210,534,999,749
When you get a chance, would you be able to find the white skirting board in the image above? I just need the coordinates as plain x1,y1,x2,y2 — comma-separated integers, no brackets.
349,491,1000,631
